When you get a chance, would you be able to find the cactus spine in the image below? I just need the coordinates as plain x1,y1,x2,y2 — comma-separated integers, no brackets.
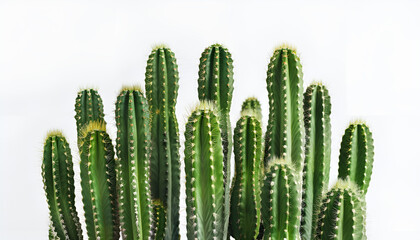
264,46,305,171
115,87,152,240
300,83,331,240
184,102,226,240
261,158,301,240
42,132,83,240
145,46,181,239
79,122,119,240
75,89,105,146
338,123,374,194
315,180,366,240
198,44,234,239
229,102,263,240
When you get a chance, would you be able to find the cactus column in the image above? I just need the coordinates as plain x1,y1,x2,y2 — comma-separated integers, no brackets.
264,46,305,171
184,102,226,240
42,132,83,240
115,87,152,240
198,44,234,239
229,103,263,240
300,83,331,240
80,121,119,240
145,46,181,239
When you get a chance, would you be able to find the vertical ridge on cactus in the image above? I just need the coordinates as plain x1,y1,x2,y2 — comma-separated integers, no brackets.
198,44,234,239
115,87,152,240
184,101,226,240
145,46,181,239
42,132,83,240
338,122,374,194
74,89,105,147
261,158,301,240
264,46,305,171
300,83,331,240
79,121,120,240
229,101,263,240
315,179,367,240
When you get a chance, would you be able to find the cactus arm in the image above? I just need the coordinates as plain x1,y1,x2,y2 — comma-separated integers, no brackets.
300,83,331,239
80,122,119,240
229,109,263,239
264,47,304,171
338,123,374,193
240,97,262,122
115,87,152,240
145,46,181,239
184,103,225,239
42,133,83,240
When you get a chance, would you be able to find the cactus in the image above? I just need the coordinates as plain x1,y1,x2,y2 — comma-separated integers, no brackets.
241,97,262,122
315,179,366,240
184,102,227,240
229,103,263,240
115,87,152,240
338,122,374,194
264,46,305,171
151,200,167,239
261,158,301,240
145,45,181,239
300,83,332,240
75,89,106,146
42,132,83,240
198,44,234,239
79,121,119,240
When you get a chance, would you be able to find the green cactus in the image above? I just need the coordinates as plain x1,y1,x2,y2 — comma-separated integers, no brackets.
79,121,119,240
261,158,301,240
151,200,167,239
229,103,263,240
264,46,305,171
338,122,374,194
240,97,262,122
184,102,227,240
300,83,332,240
75,89,105,146
115,87,152,240
315,179,366,240
42,132,83,240
145,45,181,239
198,44,234,239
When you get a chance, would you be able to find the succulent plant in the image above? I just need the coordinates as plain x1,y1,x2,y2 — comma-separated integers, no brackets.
42,132,83,240
261,158,301,240
184,102,227,240
338,122,374,194
229,100,263,240
79,121,120,240
241,97,262,122
315,179,366,240
115,87,152,240
145,46,181,239
300,83,332,240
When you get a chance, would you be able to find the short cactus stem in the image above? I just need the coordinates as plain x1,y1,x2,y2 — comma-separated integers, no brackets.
184,102,226,240
151,200,167,239
145,46,181,239
198,44,234,239
261,158,301,240
74,88,105,147
79,121,119,240
264,46,305,171
229,106,263,240
338,122,374,194
42,132,83,240
115,87,152,240
315,180,367,240
241,97,262,122
300,83,331,240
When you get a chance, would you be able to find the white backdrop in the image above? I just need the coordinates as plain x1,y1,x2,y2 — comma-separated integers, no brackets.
1,0,419,239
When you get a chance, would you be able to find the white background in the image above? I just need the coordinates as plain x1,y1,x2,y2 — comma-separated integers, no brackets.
1,0,419,239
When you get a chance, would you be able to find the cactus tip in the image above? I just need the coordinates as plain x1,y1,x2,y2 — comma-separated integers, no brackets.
349,119,369,126
119,85,144,93
192,100,219,113
274,43,298,53
77,86,99,93
44,130,65,142
80,120,107,138
152,43,170,50
240,109,260,119
266,157,290,170
333,178,360,192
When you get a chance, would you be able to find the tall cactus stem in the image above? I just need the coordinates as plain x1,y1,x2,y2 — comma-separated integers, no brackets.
145,45,181,239
115,87,152,240
42,132,83,240
300,83,331,240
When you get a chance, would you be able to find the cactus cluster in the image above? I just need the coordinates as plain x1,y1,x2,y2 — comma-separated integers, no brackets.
42,43,375,240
